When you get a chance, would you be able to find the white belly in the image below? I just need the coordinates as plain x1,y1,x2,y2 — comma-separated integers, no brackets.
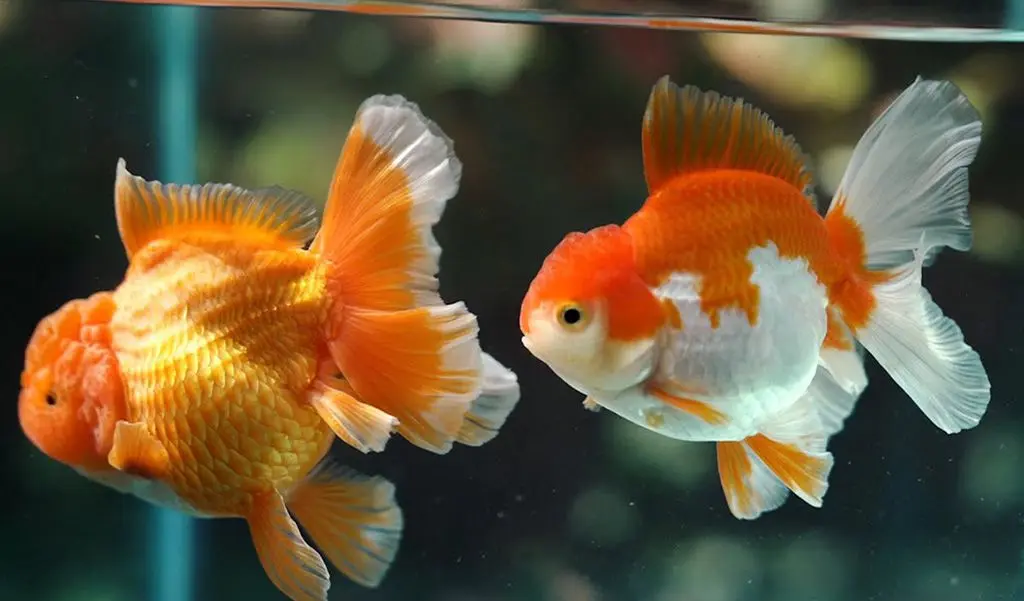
596,243,829,441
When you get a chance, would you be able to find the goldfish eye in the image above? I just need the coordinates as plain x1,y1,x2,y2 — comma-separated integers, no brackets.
45,393,57,407
556,303,587,329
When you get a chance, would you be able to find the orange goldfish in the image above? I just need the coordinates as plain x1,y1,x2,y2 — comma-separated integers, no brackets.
18,94,521,600
520,75,990,520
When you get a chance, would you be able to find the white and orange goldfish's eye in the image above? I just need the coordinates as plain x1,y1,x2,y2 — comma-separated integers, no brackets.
555,302,589,331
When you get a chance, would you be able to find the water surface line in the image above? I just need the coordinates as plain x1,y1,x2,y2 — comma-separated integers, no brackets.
102,0,1024,42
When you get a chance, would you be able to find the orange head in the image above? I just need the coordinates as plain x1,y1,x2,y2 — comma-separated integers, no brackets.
519,224,667,395
18,292,127,473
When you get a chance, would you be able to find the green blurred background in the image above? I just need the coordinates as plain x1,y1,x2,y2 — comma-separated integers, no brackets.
1,1,1024,600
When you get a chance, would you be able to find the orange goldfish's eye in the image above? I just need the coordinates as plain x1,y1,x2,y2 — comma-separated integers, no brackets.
45,393,57,407
556,303,588,330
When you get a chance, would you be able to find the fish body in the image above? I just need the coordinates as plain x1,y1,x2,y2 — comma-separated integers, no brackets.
520,75,990,519
110,235,333,516
19,95,522,600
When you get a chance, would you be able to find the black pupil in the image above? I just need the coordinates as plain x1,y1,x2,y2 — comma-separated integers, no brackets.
45,395,57,406
562,308,581,325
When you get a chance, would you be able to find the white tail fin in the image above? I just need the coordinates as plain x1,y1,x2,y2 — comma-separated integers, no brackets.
825,77,990,434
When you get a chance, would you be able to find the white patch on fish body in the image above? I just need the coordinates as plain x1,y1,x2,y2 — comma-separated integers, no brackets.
593,242,829,441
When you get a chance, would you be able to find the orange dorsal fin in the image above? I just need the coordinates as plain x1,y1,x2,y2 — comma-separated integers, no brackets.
641,75,816,205
113,158,321,259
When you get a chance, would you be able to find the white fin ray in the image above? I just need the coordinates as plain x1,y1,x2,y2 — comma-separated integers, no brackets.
826,77,990,434
855,246,990,433
827,77,982,270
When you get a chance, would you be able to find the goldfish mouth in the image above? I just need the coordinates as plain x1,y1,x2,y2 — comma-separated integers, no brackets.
520,335,535,355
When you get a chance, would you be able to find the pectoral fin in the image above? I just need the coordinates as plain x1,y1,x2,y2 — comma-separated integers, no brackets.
107,420,170,480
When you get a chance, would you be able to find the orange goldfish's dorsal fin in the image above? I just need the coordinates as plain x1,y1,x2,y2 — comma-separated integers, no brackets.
641,76,816,205
113,158,321,259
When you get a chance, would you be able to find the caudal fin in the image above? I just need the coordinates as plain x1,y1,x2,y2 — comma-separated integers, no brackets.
824,77,990,435
311,94,485,454
456,352,521,447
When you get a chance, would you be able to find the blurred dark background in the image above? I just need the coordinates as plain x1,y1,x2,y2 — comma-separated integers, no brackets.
2,1,1024,600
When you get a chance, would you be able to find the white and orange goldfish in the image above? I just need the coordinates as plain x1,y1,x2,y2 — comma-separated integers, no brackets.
519,75,990,519
18,94,520,601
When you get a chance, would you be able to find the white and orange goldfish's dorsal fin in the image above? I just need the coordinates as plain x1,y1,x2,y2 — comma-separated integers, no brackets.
641,75,816,204
113,158,321,259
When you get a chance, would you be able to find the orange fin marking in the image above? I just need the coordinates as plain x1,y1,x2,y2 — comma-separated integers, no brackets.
113,158,320,260
646,384,729,426
744,434,830,505
582,396,602,412
107,420,170,480
286,457,403,588
716,441,756,517
247,491,330,601
716,440,793,520
308,374,398,454
641,75,816,203
329,306,482,454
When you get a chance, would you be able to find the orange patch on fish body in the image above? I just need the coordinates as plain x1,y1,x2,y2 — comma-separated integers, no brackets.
624,170,846,329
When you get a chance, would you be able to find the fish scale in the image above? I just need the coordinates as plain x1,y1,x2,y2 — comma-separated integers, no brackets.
111,240,334,515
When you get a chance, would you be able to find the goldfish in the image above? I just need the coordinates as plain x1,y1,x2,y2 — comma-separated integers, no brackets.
18,93,521,600
519,75,990,520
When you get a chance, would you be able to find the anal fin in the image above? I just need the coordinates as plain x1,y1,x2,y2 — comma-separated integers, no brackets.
716,377,839,520
247,491,330,601
309,371,398,454
716,441,791,520
743,434,832,509
286,456,403,588
107,420,170,480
